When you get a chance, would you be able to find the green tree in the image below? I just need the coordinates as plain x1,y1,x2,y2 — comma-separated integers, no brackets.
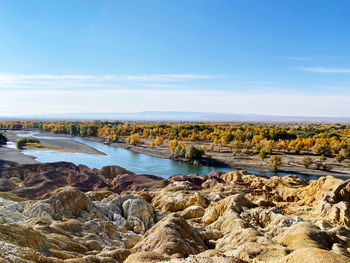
185,145,205,159
0,133,7,145
16,137,40,149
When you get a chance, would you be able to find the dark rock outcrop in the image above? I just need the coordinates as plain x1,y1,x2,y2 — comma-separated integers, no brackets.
111,173,166,193
0,162,165,199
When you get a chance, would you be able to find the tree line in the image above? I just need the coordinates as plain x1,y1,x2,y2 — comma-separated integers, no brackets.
1,121,350,163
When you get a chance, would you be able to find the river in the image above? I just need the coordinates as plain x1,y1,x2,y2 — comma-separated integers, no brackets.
7,131,342,180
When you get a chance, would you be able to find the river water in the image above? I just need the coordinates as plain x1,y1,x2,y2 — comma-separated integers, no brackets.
7,131,343,180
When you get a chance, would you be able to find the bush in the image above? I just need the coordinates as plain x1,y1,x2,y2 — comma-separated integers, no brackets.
172,144,205,160
258,149,267,161
154,136,164,146
185,145,205,159
321,163,332,171
241,148,249,155
335,149,347,164
126,134,142,145
312,143,331,157
268,155,282,171
0,133,7,145
16,137,40,149
301,156,313,168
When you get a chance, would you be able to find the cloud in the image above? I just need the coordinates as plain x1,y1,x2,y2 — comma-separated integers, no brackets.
0,73,217,90
299,67,350,73
0,73,216,82
0,73,94,81
123,74,217,81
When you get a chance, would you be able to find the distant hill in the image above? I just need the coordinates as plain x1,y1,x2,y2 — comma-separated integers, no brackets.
2,111,350,123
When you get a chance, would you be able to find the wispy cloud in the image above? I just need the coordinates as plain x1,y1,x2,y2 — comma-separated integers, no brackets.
123,74,216,81
0,74,94,81
0,73,218,90
299,67,350,73
0,73,216,82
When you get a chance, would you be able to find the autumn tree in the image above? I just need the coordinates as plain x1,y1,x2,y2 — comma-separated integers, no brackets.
258,149,267,161
268,155,282,171
301,156,313,168
126,134,142,145
312,139,331,157
154,136,164,146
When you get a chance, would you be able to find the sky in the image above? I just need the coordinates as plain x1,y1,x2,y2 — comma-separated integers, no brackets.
1,0,350,117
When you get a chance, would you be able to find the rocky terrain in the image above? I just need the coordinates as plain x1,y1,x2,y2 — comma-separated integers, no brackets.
0,161,349,262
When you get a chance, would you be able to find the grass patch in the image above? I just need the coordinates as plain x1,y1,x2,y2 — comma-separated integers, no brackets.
26,142,61,150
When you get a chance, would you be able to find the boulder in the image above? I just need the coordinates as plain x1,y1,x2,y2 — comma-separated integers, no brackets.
0,178,17,191
133,213,207,257
23,189,91,220
101,165,134,181
202,194,254,224
180,205,205,219
112,173,166,193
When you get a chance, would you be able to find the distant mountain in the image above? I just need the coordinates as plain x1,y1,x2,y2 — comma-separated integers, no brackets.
2,111,350,123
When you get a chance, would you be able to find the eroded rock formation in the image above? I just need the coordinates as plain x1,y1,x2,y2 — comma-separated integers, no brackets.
0,162,349,262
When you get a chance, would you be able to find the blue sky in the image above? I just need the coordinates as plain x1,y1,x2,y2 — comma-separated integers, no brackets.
1,0,350,117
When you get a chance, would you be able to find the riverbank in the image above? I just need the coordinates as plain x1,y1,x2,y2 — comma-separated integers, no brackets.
0,146,39,165
2,130,350,179
5,131,106,155
89,135,350,178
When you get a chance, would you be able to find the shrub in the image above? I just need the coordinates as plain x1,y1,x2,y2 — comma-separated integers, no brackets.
312,143,331,157
0,133,7,145
185,145,205,159
154,136,164,146
16,137,40,149
126,134,142,145
301,156,313,168
321,163,332,171
241,148,249,155
335,149,347,164
171,144,205,160
258,149,267,161
268,155,282,171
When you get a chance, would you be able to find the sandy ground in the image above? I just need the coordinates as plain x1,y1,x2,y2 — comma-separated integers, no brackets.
0,146,39,165
37,138,106,155
4,131,105,156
